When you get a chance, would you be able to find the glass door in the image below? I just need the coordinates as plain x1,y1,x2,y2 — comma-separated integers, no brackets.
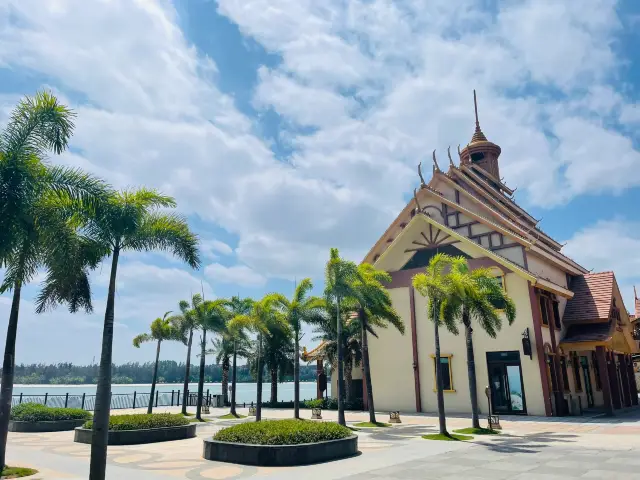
580,356,594,408
487,351,527,415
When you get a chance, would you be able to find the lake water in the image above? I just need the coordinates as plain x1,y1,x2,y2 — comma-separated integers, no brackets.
11,381,329,404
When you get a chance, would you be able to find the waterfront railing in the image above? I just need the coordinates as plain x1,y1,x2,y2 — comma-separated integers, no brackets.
12,390,224,411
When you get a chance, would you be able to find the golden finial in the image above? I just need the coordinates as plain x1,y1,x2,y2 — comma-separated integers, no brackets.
470,89,488,143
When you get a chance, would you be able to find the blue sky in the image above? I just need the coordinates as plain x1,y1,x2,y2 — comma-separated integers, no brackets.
0,0,639,364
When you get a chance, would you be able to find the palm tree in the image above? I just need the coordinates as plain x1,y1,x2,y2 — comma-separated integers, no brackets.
270,279,324,418
0,91,110,470
443,258,516,429
230,295,284,421
324,248,360,426
191,296,229,421
82,189,200,480
226,296,254,416
132,312,181,414
252,314,293,404
169,298,198,415
412,253,458,436
208,335,250,406
350,264,404,423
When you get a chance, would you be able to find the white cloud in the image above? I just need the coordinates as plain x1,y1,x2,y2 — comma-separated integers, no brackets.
200,239,234,259
563,219,640,309
204,263,266,288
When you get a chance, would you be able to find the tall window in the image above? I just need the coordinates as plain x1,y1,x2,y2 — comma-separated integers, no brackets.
591,352,602,391
572,353,582,392
539,296,549,326
560,356,570,392
432,355,454,392
552,301,561,330
488,268,506,310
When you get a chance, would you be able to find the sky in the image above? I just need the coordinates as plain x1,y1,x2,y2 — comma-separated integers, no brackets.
0,0,639,365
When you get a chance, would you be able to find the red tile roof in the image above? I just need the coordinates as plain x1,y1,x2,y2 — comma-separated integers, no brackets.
563,272,614,323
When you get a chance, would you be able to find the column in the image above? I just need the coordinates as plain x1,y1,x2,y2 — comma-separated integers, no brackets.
595,346,614,416
626,355,639,406
607,351,622,409
619,354,631,407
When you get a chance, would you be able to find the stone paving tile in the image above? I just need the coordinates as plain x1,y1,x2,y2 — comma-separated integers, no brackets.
582,471,640,480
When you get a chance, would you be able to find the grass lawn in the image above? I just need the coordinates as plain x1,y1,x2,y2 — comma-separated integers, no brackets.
218,413,247,419
189,417,212,423
181,412,195,417
353,421,391,428
1,466,38,478
422,433,473,441
454,427,499,435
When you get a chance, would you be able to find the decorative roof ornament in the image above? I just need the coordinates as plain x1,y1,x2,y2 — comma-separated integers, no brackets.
447,146,455,167
471,89,488,144
432,149,441,173
417,162,426,187
413,188,423,213
457,144,462,158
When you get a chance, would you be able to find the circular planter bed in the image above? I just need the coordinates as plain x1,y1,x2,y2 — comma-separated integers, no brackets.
203,419,358,466
74,424,196,445
74,413,196,445
9,419,86,433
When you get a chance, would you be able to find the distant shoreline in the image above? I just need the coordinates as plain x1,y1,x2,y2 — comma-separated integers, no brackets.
11,381,318,387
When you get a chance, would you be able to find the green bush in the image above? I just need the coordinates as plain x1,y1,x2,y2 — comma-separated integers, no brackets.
83,413,189,431
10,403,91,422
213,419,352,445
303,399,324,409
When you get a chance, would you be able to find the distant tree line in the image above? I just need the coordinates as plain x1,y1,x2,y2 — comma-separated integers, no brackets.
13,361,322,385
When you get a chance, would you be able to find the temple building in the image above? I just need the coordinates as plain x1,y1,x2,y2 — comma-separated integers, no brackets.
321,92,639,417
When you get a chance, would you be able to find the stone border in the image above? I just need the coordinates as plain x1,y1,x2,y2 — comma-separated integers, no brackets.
74,424,196,445
202,435,358,466
9,419,87,433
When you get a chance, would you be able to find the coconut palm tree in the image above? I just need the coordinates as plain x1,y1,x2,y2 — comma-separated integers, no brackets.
443,258,516,429
132,312,181,414
348,264,405,423
269,279,325,417
324,248,360,426
230,295,284,421
208,334,251,406
191,296,229,421
169,298,198,415
0,91,110,471
412,253,458,436
81,189,199,480
226,296,254,416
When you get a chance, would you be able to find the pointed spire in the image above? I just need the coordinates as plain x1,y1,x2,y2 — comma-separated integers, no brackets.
470,89,488,143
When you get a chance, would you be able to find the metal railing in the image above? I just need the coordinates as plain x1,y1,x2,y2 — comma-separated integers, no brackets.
12,390,224,411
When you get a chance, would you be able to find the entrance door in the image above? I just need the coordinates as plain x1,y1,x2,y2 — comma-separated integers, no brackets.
487,351,527,415
580,356,594,408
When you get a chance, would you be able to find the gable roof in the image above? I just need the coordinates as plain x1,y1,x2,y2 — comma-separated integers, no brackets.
635,286,640,319
375,212,574,299
563,272,614,323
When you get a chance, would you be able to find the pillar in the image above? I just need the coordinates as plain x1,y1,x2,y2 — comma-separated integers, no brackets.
595,346,614,416
316,359,324,400
607,351,622,409
619,354,631,407
627,355,638,406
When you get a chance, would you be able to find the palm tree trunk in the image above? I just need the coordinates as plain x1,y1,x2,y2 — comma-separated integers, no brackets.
270,367,278,404
360,314,376,424
463,310,480,429
221,356,229,406
195,329,206,421
230,340,238,416
294,327,300,419
256,334,263,422
344,358,353,404
336,297,345,426
0,279,22,470
148,340,161,414
434,302,448,436
181,328,193,415
90,247,120,480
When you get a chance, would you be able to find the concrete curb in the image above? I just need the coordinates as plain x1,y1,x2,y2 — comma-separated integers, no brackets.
73,423,196,445
9,419,87,433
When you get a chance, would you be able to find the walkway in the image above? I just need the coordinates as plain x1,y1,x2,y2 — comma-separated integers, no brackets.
7,406,640,479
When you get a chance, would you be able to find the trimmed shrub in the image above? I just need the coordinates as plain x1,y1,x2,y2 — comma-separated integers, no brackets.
213,419,352,445
303,399,323,409
10,403,91,422
83,413,189,431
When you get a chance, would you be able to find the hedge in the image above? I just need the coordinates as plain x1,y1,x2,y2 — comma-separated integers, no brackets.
83,413,189,431
260,398,363,411
212,419,352,445
10,403,91,422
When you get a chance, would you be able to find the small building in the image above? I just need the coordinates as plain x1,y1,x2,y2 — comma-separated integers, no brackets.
333,93,639,417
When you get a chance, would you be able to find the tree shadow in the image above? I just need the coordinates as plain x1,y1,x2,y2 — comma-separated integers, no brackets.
473,431,579,454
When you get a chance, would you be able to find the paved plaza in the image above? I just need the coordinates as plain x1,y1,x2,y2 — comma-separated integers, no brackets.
7,407,640,479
